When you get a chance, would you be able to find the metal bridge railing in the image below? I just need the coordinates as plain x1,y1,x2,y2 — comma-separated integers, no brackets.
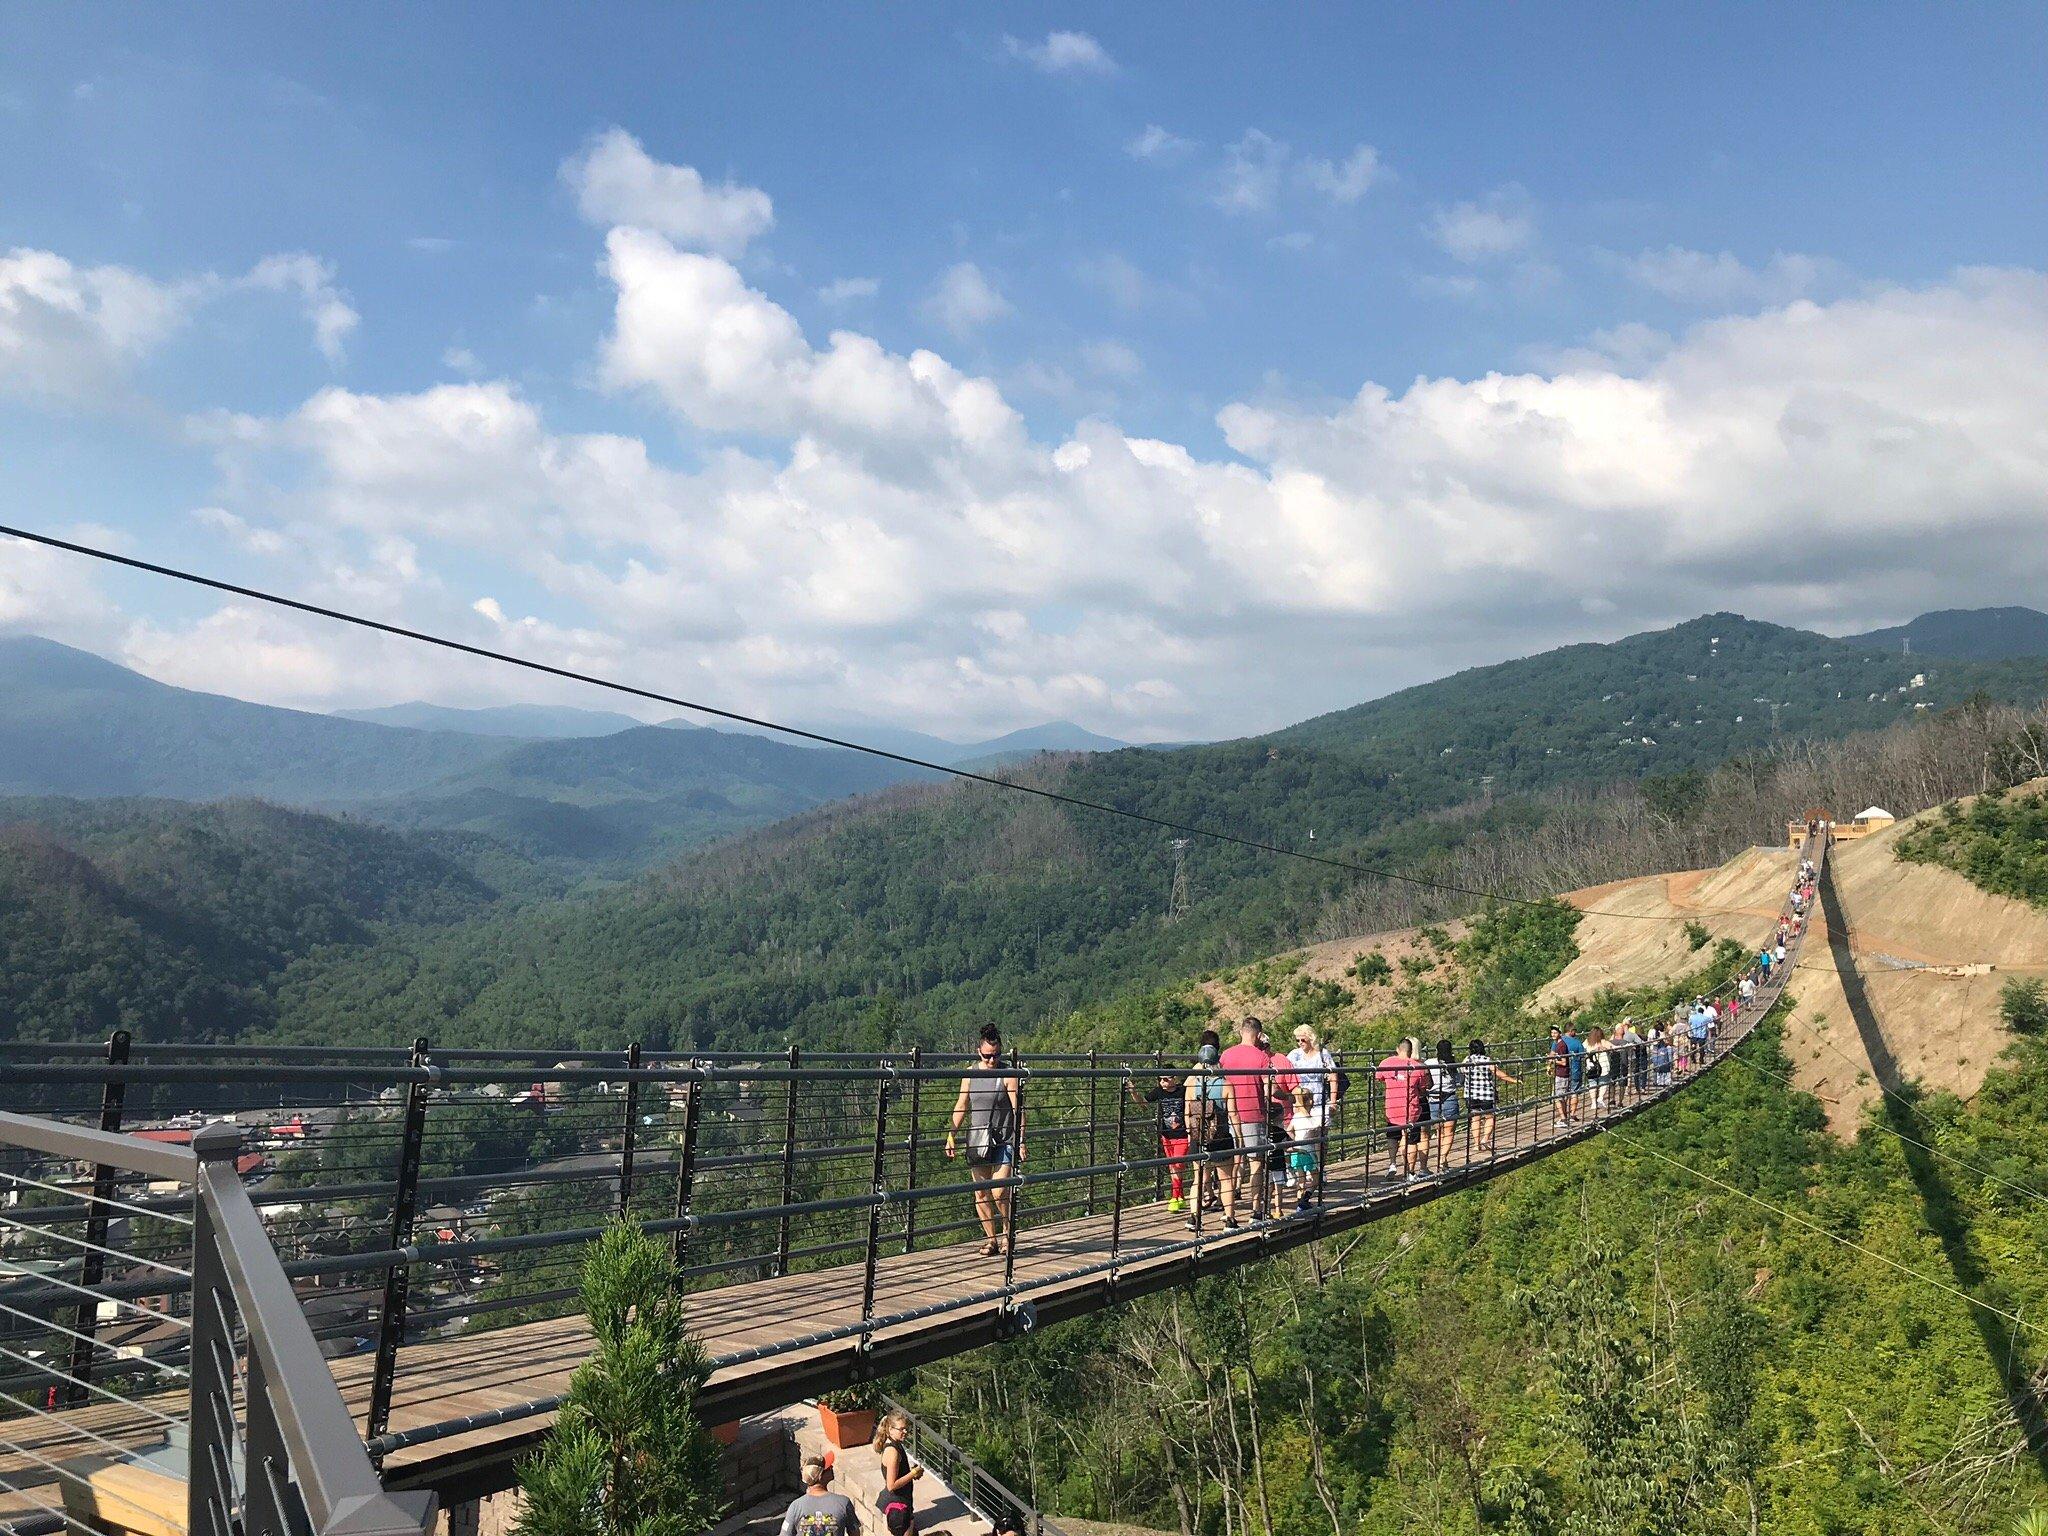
882,1396,1065,1536
0,1111,434,1536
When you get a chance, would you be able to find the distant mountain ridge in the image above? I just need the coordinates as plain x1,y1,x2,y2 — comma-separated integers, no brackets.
335,701,649,738
1842,606,2048,662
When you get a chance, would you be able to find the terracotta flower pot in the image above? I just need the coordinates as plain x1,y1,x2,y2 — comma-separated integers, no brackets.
817,1403,876,1449
709,1419,743,1447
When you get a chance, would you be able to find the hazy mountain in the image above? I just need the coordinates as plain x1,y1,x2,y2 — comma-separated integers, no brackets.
334,701,649,738
1842,606,2048,662
0,637,505,801
365,724,936,868
679,714,1132,766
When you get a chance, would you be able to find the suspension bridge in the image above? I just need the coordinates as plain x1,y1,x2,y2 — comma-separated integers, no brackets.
0,836,1826,1534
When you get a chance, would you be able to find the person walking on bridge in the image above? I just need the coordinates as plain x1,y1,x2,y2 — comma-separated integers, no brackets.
1133,1070,1190,1212
946,1025,1023,1256
1184,1031,1240,1229
1461,1039,1517,1154
1221,1018,1275,1219
1377,1037,1428,1181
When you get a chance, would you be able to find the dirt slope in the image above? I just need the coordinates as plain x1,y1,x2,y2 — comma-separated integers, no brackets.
1541,782,2048,1136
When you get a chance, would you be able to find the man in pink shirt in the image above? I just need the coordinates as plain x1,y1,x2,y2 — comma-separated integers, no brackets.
1376,1036,1429,1182
1219,1018,1275,1220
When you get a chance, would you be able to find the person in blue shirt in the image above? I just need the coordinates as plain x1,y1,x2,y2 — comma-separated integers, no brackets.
1758,948,1774,979
1562,1028,1588,1119
1688,1001,1713,1066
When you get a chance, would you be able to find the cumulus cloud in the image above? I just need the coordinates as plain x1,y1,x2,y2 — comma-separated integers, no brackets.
190,213,2048,736
1080,339,1142,379
0,248,194,400
0,529,115,638
921,262,1014,336
243,253,358,363
1003,30,1117,75
560,127,774,255
1619,246,1851,307
1429,186,1536,262
0,244,361,400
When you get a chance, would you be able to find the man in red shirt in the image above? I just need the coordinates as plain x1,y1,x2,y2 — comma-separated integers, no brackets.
1219,1018,1275,1221
1375,1036,1429,1182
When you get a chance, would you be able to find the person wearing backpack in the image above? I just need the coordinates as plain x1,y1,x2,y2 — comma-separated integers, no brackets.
1182,1030,1240,1230
945,1024,1024,1256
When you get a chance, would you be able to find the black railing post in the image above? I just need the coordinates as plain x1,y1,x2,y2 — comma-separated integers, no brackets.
618,1042,642,1218
65,1027,128,1405
903,1045,923,1255
1001,1048,1023,1302
858,1064,891,1353
671,1070,702,1271
366,1036,430,1452
189,1122,241,1536
1152,1049,1167,1201
1108,1065,1130,1288
1086,1048,1099,1216
776,1045,800,1277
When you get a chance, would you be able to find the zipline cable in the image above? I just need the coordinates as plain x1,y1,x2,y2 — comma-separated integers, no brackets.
0,522,1906,929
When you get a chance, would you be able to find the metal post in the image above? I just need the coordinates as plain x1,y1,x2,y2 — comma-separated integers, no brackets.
66,1028,128,1404
671,1071,702,1270
244,1347,290,1536
188,1123,241,1536
1086,1048,1099,1216
858,1065,890,1352
1108,1066,1130,1287
617,1042,642,1218
1152,1049,1167,1201
776,1045,800,1277
366,1037,430,1450
903,1045,923,1255
1000,1049,1023,1301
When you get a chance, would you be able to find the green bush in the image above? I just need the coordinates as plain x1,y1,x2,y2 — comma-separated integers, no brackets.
2001,977,2048,1035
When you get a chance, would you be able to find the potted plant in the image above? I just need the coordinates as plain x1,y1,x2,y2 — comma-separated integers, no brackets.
815,1383,883,1449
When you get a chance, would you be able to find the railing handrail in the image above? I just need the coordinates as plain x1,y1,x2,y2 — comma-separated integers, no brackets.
0,1111,433,1534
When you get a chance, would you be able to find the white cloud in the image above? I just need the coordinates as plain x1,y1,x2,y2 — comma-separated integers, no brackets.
0,529,114,638
817,276,880,304
1620,246,1851,307
1215,130,1288,215
1429,186,1536,262
560,127,774,256
1003,31,1117,75
443,345,482,375
1296,144,1380,204
1126,124,1194,162
0,248,194,400
184,168,2048,738
1268,231,1313,254
921,262,1013,336
1080,339,1142,379
243,253,358,363
1215,132,1384,216
1073,252,1161,311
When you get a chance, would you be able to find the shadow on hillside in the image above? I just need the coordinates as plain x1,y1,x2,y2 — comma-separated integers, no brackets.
1818,861,2048,1475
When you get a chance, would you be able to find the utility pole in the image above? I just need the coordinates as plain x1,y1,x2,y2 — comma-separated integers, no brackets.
1164,838,1191,924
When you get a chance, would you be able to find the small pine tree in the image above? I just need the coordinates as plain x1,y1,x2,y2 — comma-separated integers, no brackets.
514,1220,725,1536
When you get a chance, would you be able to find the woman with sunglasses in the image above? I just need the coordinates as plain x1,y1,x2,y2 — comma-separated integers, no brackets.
946,1024,1025,1256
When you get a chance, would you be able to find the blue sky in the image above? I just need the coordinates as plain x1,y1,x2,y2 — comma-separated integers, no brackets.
2,4,2044,740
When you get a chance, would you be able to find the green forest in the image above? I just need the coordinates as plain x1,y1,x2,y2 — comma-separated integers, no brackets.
903,863,2048,1536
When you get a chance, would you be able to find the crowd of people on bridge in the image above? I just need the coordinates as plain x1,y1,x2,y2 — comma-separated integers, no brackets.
934,846,1818,1254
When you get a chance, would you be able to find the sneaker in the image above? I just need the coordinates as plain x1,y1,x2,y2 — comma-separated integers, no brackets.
1167,1197,1186,1213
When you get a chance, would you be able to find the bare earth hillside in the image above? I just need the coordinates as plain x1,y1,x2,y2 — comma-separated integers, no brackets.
1542,782,2048,1136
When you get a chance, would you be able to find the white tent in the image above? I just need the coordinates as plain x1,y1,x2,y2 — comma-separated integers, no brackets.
1854,806,1896,823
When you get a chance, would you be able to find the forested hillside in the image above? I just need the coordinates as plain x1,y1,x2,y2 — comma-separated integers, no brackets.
1847,605,2048,662
906,928,2048,1535
0,798,528,1043
1276,613,2048,790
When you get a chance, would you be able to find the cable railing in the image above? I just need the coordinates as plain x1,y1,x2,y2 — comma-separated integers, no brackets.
881,1395,1067,1536
0,835,1825,1498
0,1113,435,1535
